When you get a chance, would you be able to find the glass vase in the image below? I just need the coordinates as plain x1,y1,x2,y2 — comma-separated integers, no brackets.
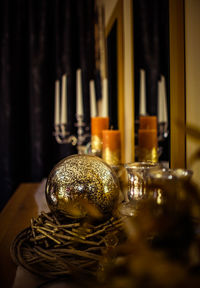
119,161,161,216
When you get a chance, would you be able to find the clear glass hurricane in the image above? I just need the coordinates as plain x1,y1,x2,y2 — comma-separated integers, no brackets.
146,167,193,205
119,161,161,216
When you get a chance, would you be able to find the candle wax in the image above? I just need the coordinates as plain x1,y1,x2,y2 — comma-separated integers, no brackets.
61,74,67,124
91,117,109,138
54,80,60,125
76,69,83,116
138,129,157,149
139,116,157,130
102,130,121,151
90,80,97,118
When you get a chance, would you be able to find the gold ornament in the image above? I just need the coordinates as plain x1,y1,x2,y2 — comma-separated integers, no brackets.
45,155,120,219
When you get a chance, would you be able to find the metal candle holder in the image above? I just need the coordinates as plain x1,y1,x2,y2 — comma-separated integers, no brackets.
74,114,90,154
158,122,169,141
54,114,90,154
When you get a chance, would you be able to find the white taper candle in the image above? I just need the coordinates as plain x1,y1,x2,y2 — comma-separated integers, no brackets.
139,69,146,115
102,78,108,117
54,80,60,125
61,74,67,124
90,80,97,117
76,69,83,116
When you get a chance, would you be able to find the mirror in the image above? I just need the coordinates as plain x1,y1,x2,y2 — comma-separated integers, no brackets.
104,0,185,167
133,0,170,164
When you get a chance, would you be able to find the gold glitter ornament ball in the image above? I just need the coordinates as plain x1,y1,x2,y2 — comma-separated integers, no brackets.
45,155,120,218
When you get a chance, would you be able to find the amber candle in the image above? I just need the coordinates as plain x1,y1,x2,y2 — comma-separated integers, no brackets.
102,130,121,165
91,117,109,154
138,129,158,162
139,115,157,130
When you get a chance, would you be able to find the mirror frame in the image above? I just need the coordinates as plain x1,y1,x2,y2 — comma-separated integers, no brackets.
105,0,125,163
169,0,186,168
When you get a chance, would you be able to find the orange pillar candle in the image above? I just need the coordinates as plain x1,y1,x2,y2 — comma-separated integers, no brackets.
138,129,157,149
102,130,121,165
138,129,158,162
139,115,157,129
91,117,109,154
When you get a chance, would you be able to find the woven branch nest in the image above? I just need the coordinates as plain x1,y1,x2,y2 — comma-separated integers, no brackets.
10,212,126,279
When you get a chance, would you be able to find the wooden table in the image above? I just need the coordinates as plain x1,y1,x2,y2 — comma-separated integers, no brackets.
0,183,40,288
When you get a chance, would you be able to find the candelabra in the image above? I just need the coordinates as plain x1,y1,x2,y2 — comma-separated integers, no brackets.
74,114,90,154
54,114,90,154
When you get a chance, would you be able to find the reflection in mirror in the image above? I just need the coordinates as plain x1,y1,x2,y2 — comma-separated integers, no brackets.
133,0,170,164
107,20,118,130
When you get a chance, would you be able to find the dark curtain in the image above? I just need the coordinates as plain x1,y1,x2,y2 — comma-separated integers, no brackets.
133,0,169,117
107,20,118,130
0,0,95,210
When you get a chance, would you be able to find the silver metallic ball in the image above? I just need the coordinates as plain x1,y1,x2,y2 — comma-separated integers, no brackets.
45,155,120,218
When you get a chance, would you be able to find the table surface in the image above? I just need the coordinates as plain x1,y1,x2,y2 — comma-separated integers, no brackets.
0,183,40,288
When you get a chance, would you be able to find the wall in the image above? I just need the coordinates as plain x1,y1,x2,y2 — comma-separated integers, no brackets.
185,0,200,185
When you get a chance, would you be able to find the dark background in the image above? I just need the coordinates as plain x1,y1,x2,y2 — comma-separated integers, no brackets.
0,0,95,210
0,0,171,210
107,20,118,130
133,0,169,118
